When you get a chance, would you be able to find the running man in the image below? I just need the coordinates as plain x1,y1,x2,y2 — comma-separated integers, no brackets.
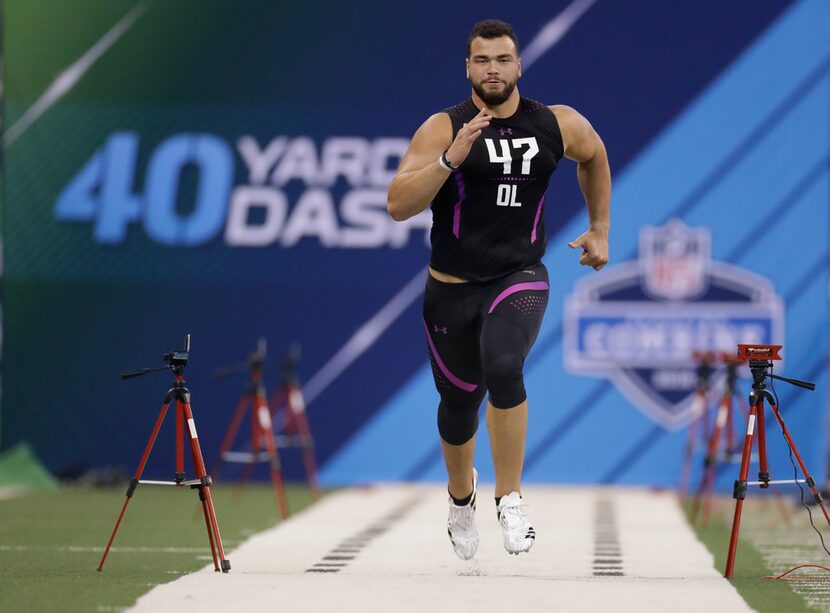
387,20,611,559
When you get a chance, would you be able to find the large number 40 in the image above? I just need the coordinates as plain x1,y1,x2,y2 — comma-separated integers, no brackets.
54,132,233,245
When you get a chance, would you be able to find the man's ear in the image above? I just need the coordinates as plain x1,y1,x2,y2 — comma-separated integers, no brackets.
465,58,470,80
518,57,522,78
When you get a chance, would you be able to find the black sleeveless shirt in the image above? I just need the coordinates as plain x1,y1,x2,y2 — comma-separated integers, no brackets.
429,97,564,282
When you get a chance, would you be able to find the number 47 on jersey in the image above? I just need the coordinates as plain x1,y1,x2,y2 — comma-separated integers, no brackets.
485,137,539,208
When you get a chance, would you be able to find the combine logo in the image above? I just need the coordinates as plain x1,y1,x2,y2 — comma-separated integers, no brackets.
563,219,784,430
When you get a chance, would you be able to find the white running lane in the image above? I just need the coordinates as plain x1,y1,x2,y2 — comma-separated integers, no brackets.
129,485,754,613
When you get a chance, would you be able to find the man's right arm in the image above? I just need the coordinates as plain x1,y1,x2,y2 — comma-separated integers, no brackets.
387,107,491,221
386,113,453,221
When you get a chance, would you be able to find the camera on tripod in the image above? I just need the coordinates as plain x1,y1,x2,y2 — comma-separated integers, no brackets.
161,333,190,370
724,342,821,578
161,350,189,370
737,343,782,361
99,333,231,574
737,343,815,391
122,334,191,379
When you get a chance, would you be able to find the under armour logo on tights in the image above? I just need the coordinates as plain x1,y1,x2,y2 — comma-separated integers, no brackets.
434,325,448,334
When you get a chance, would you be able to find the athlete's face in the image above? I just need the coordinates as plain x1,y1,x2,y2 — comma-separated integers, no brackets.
466,36,521,105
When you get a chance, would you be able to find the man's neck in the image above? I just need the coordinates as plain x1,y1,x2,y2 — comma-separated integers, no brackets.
470,89,521,118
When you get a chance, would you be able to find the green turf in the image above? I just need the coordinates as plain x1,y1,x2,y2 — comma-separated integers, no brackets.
686,502,810,613
0,443,58,490
0,483,321,612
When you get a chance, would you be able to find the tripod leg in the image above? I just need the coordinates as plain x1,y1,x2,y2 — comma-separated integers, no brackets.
257,393,290,519
213,394,251,482
679,391,704,501
754,404,783,522
692,395,727,525
202,487,231,572
703,394,734,525
179,400,219,571
228,401,259,503
197,486,220,571
725,400,760,578
769,403,830,529
176,400,186,483
289,387,321,501
726,393,737,453
756,401,769,489
98,401,171,571
181,400,231,572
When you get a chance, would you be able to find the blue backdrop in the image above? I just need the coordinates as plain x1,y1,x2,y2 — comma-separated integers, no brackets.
2,0,827,491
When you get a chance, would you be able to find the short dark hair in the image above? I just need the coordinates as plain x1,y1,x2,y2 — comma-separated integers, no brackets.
466,20,520,57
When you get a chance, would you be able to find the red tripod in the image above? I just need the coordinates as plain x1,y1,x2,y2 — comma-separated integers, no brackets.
679,351,716,501
98,335,230,573
690,353,746,524
213,339,290,519
269,345,321,502
725,344,826,578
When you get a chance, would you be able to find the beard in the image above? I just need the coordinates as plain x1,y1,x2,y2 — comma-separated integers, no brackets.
472,77,517,105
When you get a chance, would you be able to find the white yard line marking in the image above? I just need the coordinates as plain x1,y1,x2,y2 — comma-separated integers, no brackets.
4,1,151,146
741,507,830,609
128,486,753,613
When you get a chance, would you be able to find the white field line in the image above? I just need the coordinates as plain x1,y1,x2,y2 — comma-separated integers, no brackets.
738,504,830,609
3,0,151,146
128,486,752,613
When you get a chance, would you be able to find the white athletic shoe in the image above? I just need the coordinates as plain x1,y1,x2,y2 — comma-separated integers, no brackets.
497,491,535,555
447,468,479,560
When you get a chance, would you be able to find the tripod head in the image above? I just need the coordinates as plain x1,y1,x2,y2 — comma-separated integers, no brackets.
281,342,302,385
122,334,191,380
719,352,746,389
737,344,816,392
212,338,268,379
692,350,717,390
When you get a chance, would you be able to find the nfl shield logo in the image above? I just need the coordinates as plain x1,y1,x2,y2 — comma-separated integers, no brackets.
563,218,784,430
641,219,710,300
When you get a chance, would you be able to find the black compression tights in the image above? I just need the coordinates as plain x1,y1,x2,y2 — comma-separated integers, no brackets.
423,262,549,445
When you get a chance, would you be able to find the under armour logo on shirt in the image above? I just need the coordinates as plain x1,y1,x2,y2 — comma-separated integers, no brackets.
499,128,513,137
434,325,448,334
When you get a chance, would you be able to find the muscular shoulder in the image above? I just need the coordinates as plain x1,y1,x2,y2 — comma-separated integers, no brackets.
412,112,453,147
548,105,592,139
547,105,598,162
394,112,453,175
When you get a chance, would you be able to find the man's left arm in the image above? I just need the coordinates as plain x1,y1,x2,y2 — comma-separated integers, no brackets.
550,104,611,271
